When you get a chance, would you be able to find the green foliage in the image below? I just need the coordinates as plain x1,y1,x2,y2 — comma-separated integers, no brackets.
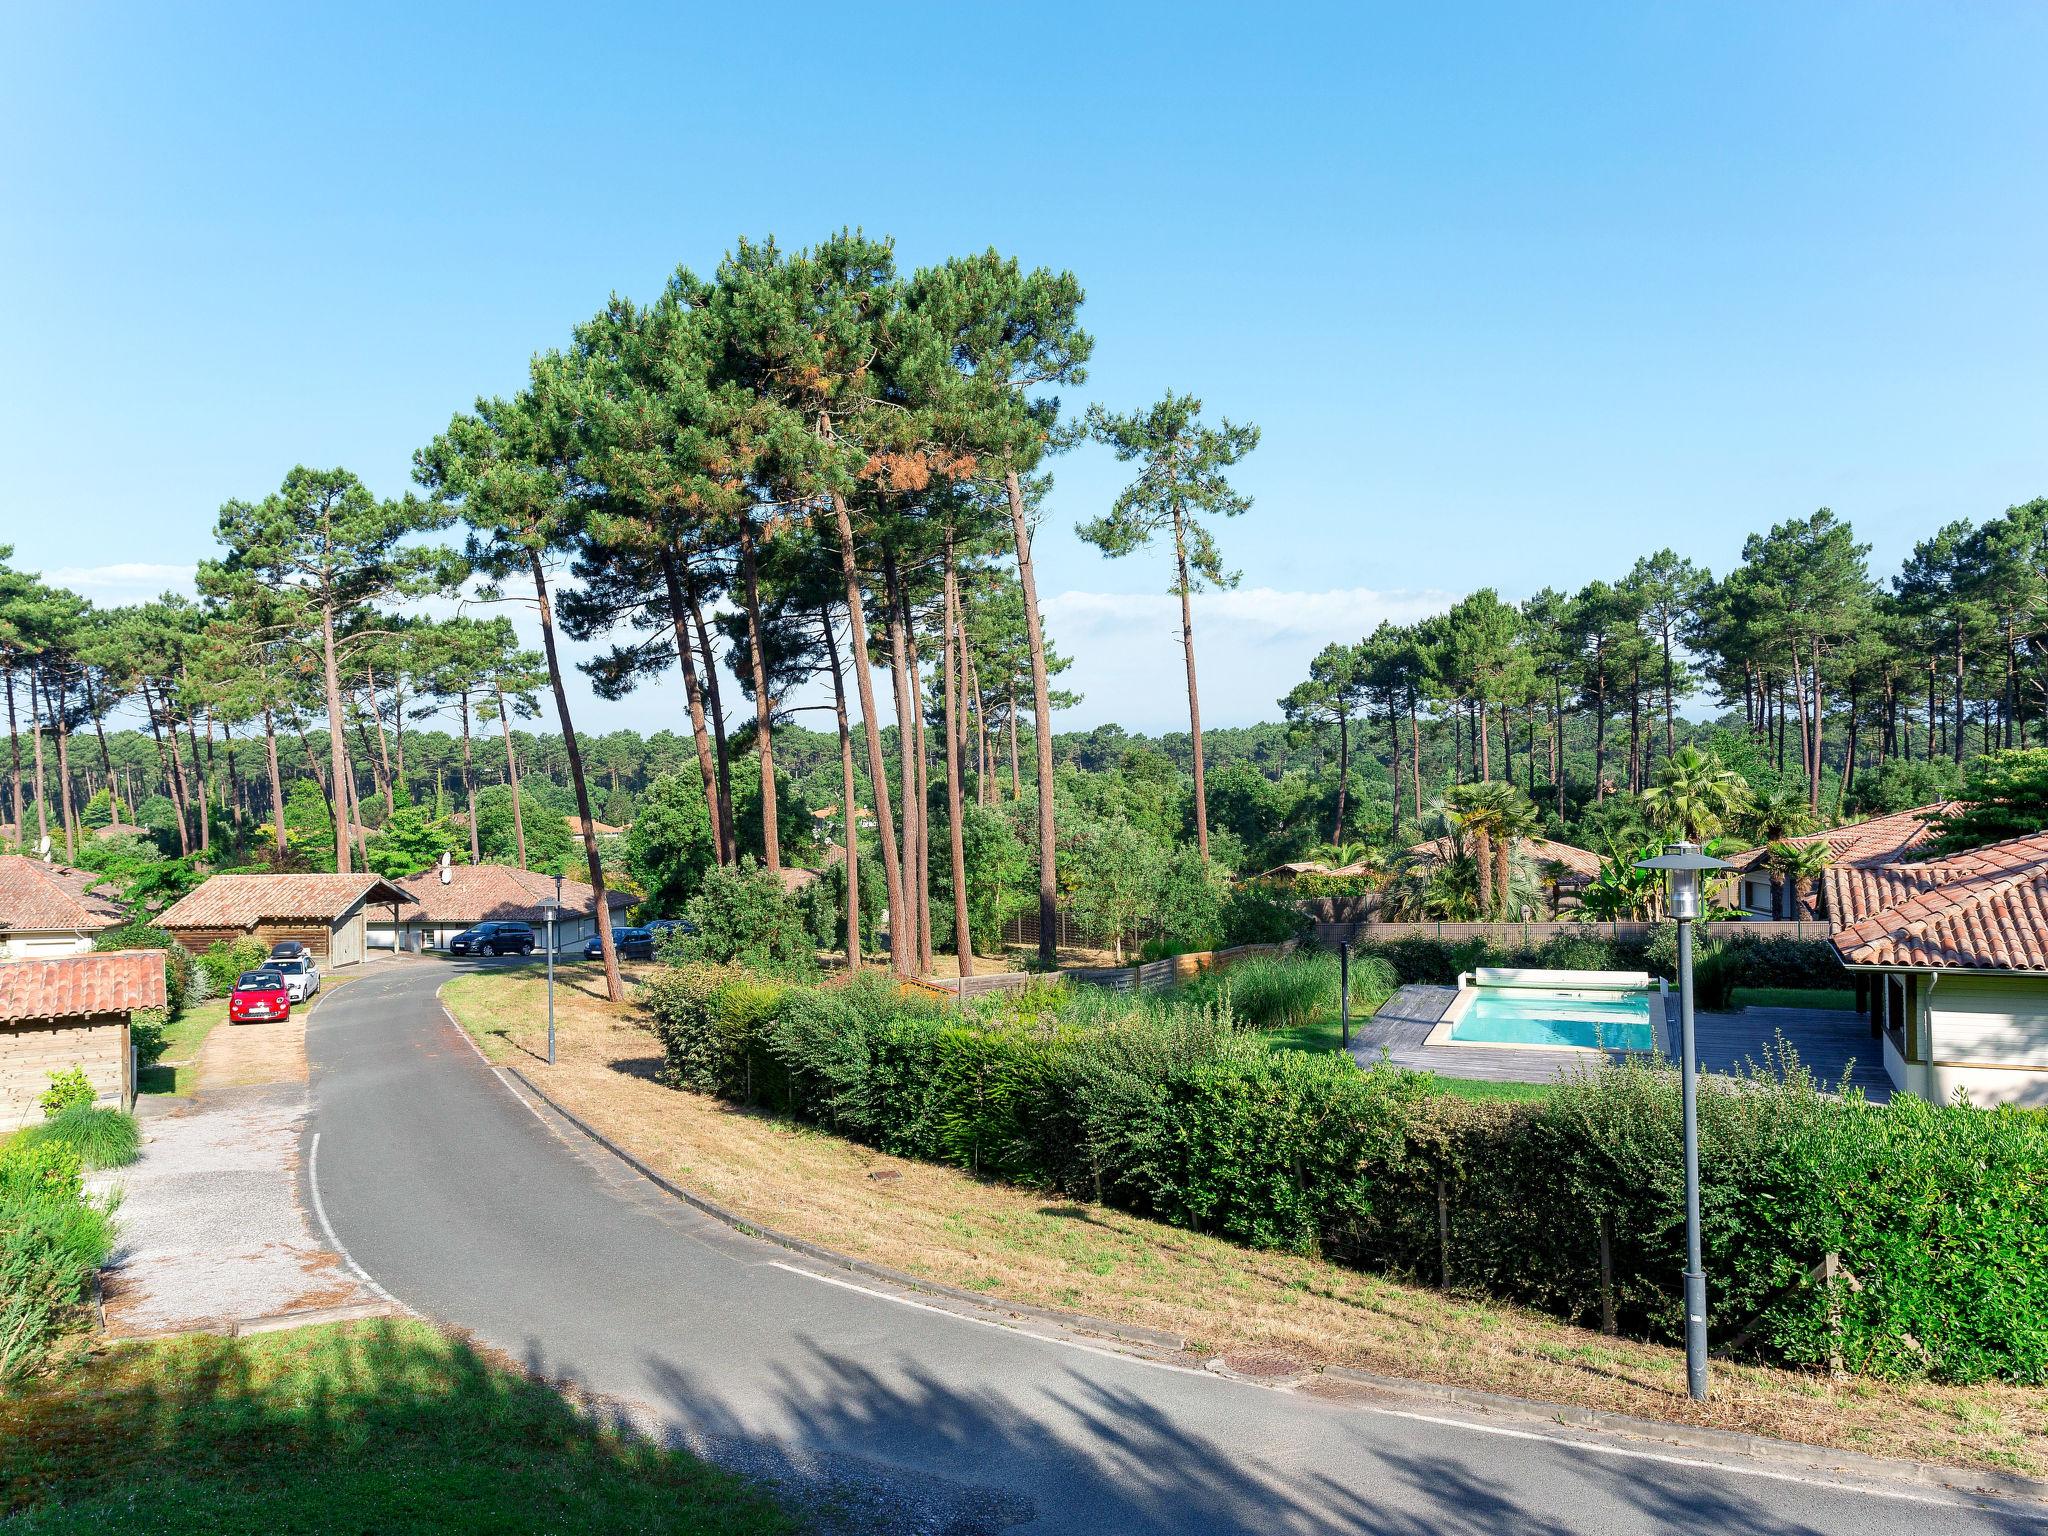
930,803,1031,955
1150,843,1228,953
675,861,815,977
1178,950,1396,1031
1062,818,1160,962
280,779,338,872
78,789,121,830
0,1136,116,1381
92,924,187,1023
196,938,271,998
641,961,2048,1382
364,803,463,879
1846,756,1962,818
36,1070,95,1119
12,1107,141,1171
1925,748,2048,854
1218,885,1310,946
625,774,716,919
475,784,574,874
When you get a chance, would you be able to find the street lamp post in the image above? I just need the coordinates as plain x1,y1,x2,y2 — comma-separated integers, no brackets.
1636,839,1731,1403
538,888,561,1067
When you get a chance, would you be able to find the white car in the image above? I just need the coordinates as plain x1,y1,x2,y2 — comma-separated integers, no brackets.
270,955,321,1002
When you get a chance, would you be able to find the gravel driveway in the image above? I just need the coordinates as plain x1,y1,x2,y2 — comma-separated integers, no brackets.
93,984,392,1337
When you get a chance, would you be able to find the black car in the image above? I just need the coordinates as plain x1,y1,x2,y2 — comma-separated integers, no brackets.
586,926,654,960
448,921,537,957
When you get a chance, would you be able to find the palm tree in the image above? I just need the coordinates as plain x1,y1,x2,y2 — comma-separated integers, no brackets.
1445,782,1499,916
1447,780,1539,917
1765,838,1832,919
1745,784,1818,845
1641,744,1751,844
1307,839,1370,869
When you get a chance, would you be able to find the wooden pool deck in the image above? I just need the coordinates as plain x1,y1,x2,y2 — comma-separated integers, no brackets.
1353,984,1892,1101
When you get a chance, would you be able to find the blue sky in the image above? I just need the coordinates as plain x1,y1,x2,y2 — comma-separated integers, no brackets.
5,3,2046,734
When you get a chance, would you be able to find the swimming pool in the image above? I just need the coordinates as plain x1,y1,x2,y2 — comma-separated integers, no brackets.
1447,988,1655,1052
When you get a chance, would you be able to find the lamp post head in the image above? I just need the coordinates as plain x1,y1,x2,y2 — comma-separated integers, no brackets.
1636,841,1732,921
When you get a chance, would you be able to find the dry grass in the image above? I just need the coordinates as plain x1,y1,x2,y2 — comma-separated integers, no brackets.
439,965,2048,1481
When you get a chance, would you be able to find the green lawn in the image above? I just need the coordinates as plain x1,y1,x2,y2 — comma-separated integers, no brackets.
0,1319,799,1534
137,1000,229,1095
1730,985,1858,1013
1422,1075,1557,1103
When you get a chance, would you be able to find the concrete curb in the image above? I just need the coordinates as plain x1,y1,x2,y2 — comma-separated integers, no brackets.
1315,1364,2048,1506
497,1063,1188,1355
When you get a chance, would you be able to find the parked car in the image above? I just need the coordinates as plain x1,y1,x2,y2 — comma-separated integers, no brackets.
447,921,537,957
643,918,696,939
268,939,311,963
228,969,292,1024
586,926,655,960
270,954,321,1002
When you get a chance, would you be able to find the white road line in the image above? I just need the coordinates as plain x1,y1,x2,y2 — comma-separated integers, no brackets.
764,1262,2044,1519
306,1131,399,1307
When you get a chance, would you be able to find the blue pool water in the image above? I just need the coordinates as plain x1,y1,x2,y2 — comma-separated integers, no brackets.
1450,989,1655,1051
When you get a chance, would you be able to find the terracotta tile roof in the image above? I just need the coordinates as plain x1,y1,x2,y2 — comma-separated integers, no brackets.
1832,829,2048,971
0,855,125,934
1726,803,1957,873
1407,835,1601,880
157,874,414,929
389,863,633,924
0,949,167,1020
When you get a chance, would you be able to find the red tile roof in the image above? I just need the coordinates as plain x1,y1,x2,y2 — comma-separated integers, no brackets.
1832,829,2048,971
0,855,125,934
1727,803,1958,873
389,863,632,924
157,874,414,930
0,950,168,1020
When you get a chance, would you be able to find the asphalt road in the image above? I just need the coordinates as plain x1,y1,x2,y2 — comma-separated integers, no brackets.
304,959,2042,1535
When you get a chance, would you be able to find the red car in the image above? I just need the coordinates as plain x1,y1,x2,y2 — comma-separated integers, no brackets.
228,969,292,1024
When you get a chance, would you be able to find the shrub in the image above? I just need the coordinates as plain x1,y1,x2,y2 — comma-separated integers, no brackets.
637,962,2048,1385
1176,951,1394,1031
37,1069,96,1119
1219,885,1311,946
197,938,271,998
0,1137,117,1381
676,860,816,977
91,925,187,1023
13,1107,142,1171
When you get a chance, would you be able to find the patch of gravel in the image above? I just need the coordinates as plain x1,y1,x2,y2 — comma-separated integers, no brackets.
91,1082,373,1335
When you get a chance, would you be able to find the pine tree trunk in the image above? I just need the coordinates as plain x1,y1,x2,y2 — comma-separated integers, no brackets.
884,554,921,973
658,550,728,867
1007,684,1022,802
1171,508,1210,862
264,707,288,855
1333,708,1349,844
52,675,76,863
530,552,622,1003
685,582,736,861
1006,470,1061,969
2,664,20,838
942,542,973,977
29,671,49,852
735,514,780,872
458,692,479,863
910,612,934,975
321,603,352,874
820,606,860,969
494,680,527,870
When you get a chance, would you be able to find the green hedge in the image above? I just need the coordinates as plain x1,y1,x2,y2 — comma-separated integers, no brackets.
0,1137,117,1381
1356,932,1843,995
642,964,2048,1385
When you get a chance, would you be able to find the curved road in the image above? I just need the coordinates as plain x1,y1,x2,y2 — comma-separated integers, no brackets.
305,960,2034,1534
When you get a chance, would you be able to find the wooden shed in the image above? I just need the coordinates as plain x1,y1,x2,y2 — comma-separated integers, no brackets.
0,950,167,1131
156,874,413,968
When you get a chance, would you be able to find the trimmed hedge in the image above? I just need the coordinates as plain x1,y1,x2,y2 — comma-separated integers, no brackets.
643,964,2048,1384
1356,932,1843,995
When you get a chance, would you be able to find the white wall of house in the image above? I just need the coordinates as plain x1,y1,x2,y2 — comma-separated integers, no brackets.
1888,972,2048,1108
0,931,98,962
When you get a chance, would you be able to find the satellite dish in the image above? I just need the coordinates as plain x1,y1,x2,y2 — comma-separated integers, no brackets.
438,849,453,886
37,836,51,862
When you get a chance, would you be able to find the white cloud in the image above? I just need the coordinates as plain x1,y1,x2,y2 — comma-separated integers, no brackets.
1041,585,1456,733
45,562,196,600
